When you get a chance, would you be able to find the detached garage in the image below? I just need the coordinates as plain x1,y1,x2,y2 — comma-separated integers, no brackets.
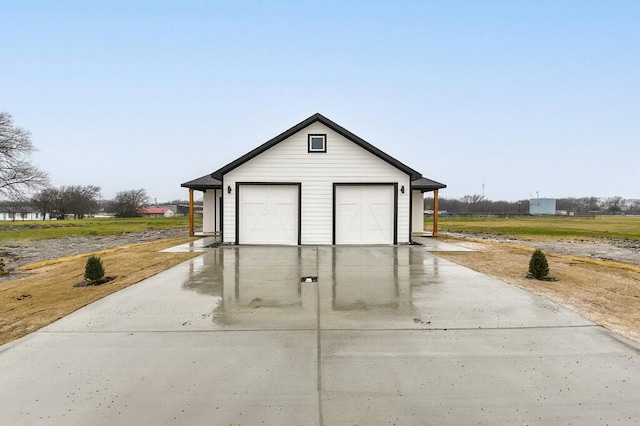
182,113,445,245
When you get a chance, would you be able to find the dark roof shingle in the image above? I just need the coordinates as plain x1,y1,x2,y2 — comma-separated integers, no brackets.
411,177,447,192
181,174,222,190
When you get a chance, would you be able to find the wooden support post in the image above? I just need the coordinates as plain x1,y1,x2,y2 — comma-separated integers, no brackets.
433,189,439,237
188,189,194,237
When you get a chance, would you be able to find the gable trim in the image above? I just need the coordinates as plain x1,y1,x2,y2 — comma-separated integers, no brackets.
211,113,422,181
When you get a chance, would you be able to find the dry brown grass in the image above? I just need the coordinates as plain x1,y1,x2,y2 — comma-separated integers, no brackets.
435,238,640,342
0,237,201,346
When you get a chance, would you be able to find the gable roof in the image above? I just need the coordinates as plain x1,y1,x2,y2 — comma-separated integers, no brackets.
181,174,222,191
211,113,423,180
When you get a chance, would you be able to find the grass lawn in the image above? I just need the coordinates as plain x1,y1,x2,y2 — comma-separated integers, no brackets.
428,215,640,240
0,216,202,241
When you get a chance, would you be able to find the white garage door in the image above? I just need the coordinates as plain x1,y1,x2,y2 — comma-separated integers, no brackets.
239,185,299,245
335,185,395,244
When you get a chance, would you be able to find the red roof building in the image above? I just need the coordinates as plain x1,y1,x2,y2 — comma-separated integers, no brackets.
139,207,174,217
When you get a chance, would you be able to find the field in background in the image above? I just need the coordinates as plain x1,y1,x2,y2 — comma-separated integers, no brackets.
0,217,202,241
428,215,640,240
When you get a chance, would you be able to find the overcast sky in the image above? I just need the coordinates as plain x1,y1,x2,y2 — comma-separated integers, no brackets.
1,1,638,202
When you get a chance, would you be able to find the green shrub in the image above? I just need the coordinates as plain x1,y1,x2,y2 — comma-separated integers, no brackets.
84,256,105,283
529,249,549,280
0,257,5,274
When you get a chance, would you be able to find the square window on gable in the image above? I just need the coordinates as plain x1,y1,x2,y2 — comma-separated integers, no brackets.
308,134,326,153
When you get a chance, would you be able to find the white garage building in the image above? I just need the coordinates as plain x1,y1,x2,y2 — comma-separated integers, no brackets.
182,113,445,245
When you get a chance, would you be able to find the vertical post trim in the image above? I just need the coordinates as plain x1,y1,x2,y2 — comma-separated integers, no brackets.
433,189,439,237
188,188,194,237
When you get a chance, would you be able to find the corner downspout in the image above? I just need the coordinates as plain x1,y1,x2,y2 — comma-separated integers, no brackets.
188,188,194,237
433,189,439,237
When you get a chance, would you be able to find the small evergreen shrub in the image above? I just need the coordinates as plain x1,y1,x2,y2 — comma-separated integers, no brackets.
84,256,105,283
0,257,6,274
529,249,549,280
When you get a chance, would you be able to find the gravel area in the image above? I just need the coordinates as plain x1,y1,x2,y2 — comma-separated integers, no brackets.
444,231,640,267
0,228,189,281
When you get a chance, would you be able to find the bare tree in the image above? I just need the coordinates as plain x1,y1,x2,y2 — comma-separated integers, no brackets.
628,199,640,215
461,194,486,205
603,196,625,215
460,194,488,214
0,112,48,198
56,185,101,219
31,187,60,219
112,189,149,217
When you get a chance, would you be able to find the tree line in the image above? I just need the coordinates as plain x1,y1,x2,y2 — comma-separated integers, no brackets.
425,195,640,216
2,110,639,220
0,187,153,220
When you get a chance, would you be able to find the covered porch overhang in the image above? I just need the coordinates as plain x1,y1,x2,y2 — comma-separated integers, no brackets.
181,174,222,237
411,177,447,237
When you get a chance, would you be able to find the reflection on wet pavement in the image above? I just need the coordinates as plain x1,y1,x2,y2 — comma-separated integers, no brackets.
181,246,428,328
179,245,589,331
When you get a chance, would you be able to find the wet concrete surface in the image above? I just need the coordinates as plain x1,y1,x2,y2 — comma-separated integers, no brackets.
1,244,639,425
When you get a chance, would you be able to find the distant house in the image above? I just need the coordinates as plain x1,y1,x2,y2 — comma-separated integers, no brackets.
0,210,50,221
182,113,446,244
139,207,175,218
156,204,203,218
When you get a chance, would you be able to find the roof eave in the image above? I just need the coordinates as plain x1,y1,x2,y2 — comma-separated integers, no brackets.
181,175,222,190
411,178,447,192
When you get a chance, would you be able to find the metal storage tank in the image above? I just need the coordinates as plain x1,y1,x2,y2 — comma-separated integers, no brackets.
529,198,556,215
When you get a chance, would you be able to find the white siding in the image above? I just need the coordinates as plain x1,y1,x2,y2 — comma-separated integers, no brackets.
202,190,215,233
214,189,221,232
412,190,425,234
223,122,411,244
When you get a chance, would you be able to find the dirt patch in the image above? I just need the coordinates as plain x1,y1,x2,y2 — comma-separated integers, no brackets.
435,236,640,342
444,231,640,267
73,276,115,287
0,227,187,282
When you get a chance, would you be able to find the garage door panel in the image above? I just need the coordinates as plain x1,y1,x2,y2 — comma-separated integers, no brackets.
336,185,394,245
240,185,299,245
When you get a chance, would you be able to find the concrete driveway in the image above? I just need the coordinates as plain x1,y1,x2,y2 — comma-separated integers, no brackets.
1,243,639,425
